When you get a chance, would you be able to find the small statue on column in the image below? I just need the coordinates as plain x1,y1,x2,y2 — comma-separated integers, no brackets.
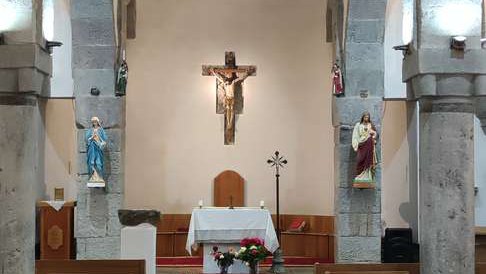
86,116,107,187
116,51,128,96
332,63,344,96
351,111,377,188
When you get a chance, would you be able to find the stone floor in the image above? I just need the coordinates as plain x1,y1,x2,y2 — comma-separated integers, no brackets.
157,266,314,273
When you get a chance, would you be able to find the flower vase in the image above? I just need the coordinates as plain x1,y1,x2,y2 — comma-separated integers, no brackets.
219,265,229,274
249,262,258,274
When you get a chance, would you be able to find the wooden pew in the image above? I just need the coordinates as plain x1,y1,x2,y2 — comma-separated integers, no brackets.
316,263,486,274
315,263,420,274
323,272,409,274
35,260,145,274
325,271,409,274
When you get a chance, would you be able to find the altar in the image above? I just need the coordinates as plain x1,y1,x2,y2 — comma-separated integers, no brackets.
186,207,279,273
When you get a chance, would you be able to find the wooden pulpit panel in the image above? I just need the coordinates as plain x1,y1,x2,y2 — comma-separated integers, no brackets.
214,170,244,207
37,201,76,260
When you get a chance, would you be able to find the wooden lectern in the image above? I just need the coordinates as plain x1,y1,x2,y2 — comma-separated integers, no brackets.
37,201,76,260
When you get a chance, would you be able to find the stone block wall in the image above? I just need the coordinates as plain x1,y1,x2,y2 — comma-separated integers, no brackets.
71,0,125,259
0,1,51,273
332,0,386,263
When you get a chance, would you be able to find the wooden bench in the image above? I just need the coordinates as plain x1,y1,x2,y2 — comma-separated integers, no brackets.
315,263,420,274
36,260,145,274
324,271,409,274
317,263,486,274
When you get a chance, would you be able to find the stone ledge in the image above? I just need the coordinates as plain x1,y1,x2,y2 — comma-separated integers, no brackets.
118,209,161,227
0,44,51,74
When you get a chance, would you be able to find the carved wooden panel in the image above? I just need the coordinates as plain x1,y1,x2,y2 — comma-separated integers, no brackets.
213,170,244,207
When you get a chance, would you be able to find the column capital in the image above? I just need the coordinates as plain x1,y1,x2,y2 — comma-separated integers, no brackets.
402,47,486,100
419,96,475,113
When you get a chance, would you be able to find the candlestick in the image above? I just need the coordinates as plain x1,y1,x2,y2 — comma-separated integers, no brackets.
198,200,203,208
260,200,265,208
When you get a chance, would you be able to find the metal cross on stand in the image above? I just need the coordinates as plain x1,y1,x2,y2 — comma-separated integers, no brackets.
267,151,287,273
202,52,256,145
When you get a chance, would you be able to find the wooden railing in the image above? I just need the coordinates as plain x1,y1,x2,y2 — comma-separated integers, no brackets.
156,214,334,260
35,260,145,274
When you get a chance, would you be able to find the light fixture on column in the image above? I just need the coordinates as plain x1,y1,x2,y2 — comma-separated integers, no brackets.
45,40,62,54
393,44,411,56
481,38,486,49
450,36,466,51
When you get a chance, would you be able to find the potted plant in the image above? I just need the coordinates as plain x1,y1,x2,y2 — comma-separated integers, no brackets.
212,246,237,274
236,237,268,274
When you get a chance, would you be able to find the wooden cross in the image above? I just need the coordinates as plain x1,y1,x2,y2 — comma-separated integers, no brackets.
202,52,256,145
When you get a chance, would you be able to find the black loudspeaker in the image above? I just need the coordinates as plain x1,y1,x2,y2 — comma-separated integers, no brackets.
384,228,417,263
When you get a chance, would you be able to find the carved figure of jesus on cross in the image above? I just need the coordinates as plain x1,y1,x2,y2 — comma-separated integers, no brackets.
202,52,256,145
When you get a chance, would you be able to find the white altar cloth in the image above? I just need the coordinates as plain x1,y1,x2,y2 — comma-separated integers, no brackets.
186,208,279,273
186,207,279,255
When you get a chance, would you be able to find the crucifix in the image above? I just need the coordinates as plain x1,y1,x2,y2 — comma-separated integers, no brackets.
202,52,256,145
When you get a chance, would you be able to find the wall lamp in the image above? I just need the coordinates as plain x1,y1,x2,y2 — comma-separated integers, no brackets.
481,38,486,49
393,44,410,56
450,35,466,51
45,40,62,53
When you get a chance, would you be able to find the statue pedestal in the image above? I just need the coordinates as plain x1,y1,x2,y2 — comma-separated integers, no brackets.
87,182,105,188
352,182,375,189
121,224,157,274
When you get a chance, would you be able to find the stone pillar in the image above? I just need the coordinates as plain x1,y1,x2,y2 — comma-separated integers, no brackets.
0,0,51,273
402,1,486,273
71,0,125,259
419,98,475,274
332,0,386,262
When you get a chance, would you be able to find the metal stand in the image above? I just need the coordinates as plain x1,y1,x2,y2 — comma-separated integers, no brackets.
267,151,287,273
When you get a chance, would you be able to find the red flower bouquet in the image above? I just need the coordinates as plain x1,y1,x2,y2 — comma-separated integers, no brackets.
236,237,268,274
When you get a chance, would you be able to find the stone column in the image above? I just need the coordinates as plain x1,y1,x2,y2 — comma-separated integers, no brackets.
71,0,125,259
419,98,475,274
402,1,486,273
332,0,386,262
0,0,51,273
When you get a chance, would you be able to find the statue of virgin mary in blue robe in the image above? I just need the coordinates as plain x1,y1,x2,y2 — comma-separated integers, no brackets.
86,117,107,184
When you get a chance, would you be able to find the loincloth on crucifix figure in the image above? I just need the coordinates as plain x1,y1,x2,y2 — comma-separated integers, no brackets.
210,68,250,143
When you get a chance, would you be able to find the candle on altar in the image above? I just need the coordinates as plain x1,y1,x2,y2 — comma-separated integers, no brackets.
260,200,265,208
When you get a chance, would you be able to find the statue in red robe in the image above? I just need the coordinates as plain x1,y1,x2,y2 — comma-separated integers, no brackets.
332,63,344,96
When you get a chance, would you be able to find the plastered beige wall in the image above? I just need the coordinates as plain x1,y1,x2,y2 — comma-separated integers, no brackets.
381,101,410,228
42,1,412,223
125,0,335,214
44,99,77,201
